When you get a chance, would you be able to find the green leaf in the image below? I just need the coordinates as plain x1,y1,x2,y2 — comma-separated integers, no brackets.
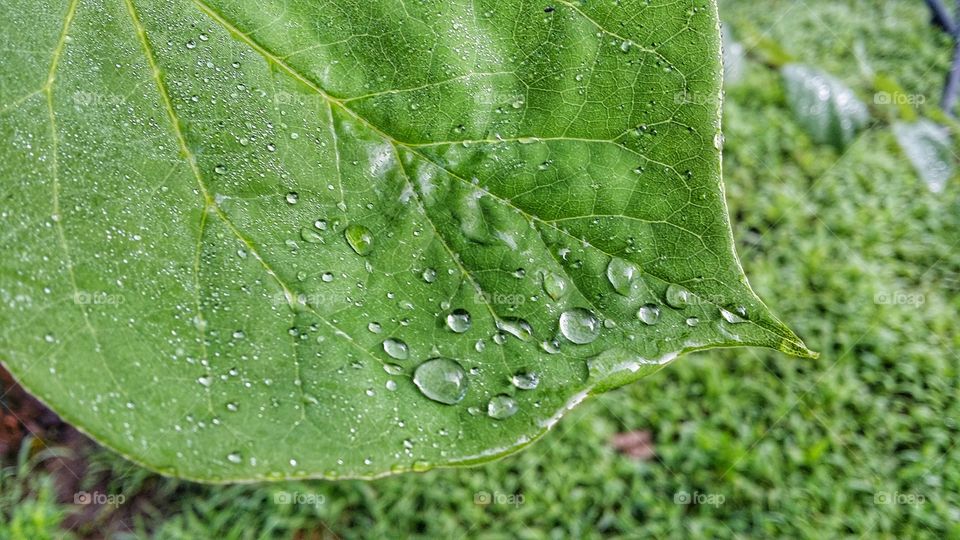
0,0,813,482
892,120,954,193
782,64,869,149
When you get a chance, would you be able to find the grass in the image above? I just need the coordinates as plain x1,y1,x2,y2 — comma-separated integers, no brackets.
2,0,959,538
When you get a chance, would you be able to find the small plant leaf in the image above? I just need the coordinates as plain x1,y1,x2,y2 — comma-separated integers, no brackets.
783,64,870,149
0,0,813,481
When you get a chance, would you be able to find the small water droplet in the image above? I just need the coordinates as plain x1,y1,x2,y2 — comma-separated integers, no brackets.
511,371,540,390
559,308,600,344
607,257,639,295
368,322,382,333
382,338,409,360
227,452,242,464
344,224,374,256
445,309,472,333
197,375,212,387
637,303,661,325
720,307,747,324
685,317,699,327
496,318,533,341
665,284,691,309
300,227,323,244
214,164,227,175
413,358,468,405
487,394,518,419
542,271,569,300
383,363,403,375
285,192,299,205
422,268,437,283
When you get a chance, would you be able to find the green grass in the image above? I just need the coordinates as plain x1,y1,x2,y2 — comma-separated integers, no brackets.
2,0,959,538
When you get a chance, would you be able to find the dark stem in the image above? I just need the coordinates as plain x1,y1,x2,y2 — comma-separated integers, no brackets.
926,0,957,33
943,37,960,115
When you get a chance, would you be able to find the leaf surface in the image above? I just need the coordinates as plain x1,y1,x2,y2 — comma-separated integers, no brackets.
0,0,813,481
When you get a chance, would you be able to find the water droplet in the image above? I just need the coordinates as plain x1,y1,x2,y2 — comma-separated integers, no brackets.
382,338,409,360
314,219,328,231
385,380,397,391
413,358,468,405
496,318,533,341
383,363,403,375
511,371,540,390
300,227,323,244
487,394,518,419
607,257,639,295
542,271,569,300
226,402,238,412
445,309,472,333
368,322,382,333
185,40,197,49
232,330,245,340
685,317,700,327
422,268,437,283
197,375,212,387
321,272,334,282
720,307,747,324
665,284,691,308
227,452,242,464
285,192,299,205
344,224,374,256
540,339,561,354
214,164,227,175
559,308,600,344
637,303,661,325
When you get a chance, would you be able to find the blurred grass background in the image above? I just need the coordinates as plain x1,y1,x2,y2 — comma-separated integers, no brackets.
2,0,959,538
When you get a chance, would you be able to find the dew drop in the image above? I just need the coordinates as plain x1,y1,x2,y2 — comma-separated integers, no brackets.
368,321,382,333
720,307,747,324
542,271,569,300
487,394,518,419
511,371,540,390
496,318,533,341
382,338,409,360
344,224,374,256
413,358,468,405
214,164,227,175
445,309,472,333
227,452,242,464
637,303,661,325
300,227,323,244
665,283,691,309
685,317,700,327
422,268,437,283
607,257,639,295
559,308,600,344
285,192,299,205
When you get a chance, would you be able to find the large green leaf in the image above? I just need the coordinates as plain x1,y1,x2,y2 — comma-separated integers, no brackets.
0,0,814,482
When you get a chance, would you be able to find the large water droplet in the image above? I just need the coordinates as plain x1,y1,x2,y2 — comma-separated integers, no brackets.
413,358,468,405
382,338,409,360
542,271,569,300
637,303,661,325
487,394,518,419
559,308,600,344
421,268,437,283
511,371,540,390
344,224,374,256
665,284,691,309
445,309,472,333
607,257,639,295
